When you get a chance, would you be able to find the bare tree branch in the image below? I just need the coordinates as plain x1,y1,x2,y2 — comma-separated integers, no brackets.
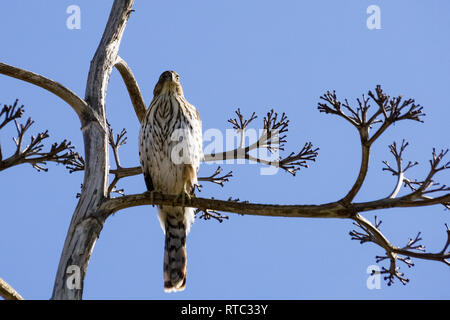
204,108,319,176
351,214,450,286
197,166,233,189
114,56,146,123
380,141,450,209
97,190,449,220
0,101,83,173
0,62,90,121
108,164,233,190
405,148,450,199
106,123,128,196
0,277,24,300
109,165,141,178
319,86,426,204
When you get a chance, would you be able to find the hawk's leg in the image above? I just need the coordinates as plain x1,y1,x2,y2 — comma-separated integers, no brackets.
145,190,156,206
143,172,156,206
173,185,191,207
173,164,195,207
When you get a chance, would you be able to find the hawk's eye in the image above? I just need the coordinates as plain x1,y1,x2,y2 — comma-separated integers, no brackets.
176,75,180,81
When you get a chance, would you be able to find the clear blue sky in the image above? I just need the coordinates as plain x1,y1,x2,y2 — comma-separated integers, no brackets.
0,1,449,299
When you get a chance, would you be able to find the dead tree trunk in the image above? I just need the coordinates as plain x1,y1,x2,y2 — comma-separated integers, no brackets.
51,0,135,300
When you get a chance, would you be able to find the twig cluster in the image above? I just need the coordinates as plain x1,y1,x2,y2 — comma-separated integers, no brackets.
318,85,425,145
382,139,450,208
206,108,319,176
195,207,229,223
317,86,449,286
0,99,24,130
0,100,83,172
227,108,257,135
197,166,233,191
351,215,450,286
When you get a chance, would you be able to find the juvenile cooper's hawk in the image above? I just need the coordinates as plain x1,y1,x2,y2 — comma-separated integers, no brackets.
139,70,202,292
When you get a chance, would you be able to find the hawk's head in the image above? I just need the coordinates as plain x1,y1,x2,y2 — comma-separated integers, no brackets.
153,70,184,97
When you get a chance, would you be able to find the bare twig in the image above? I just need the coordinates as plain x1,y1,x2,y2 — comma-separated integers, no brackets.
382,140,419,199
108,124,127,169
278,142,319,175
197,166,233,188
107,124,128,196
381,141,449,209
0,99,24,130
398,148,450,208
227,108,257,133
195,207,229,223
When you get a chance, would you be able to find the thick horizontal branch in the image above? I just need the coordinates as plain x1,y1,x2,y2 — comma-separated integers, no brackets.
99,191,349,219
0,62,89,121
98,190,450,220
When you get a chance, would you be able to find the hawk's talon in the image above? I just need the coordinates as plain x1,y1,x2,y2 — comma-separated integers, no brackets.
145,190,156,207
173,190,191,207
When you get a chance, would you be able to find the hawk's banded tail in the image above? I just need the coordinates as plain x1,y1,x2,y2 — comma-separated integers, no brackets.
159,205,194,292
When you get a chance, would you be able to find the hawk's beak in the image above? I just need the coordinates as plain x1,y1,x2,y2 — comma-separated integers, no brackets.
159,71,175,83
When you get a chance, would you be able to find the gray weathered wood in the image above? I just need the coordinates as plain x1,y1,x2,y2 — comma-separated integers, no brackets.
51,0,135,300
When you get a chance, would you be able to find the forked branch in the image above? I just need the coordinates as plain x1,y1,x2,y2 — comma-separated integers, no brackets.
351,215,450,286
319,86,426,203
204,108,319,176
